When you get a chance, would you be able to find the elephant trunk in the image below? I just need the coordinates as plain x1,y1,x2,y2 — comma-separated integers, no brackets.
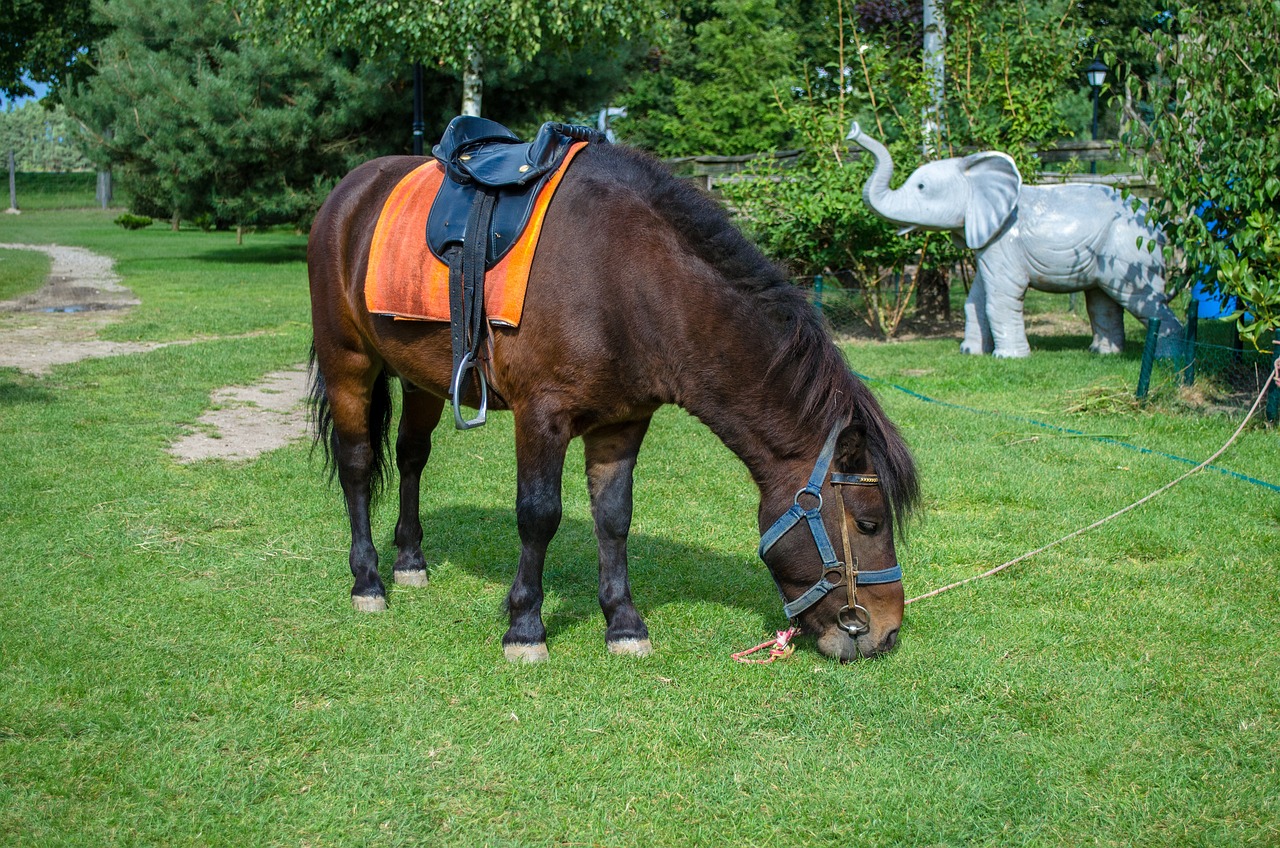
846,122,899,223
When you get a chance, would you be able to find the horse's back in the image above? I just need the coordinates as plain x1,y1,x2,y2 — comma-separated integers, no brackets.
310,156,425,281
309,143,718,416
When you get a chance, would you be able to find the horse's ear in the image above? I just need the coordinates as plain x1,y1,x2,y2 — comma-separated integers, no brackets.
835,421,869,471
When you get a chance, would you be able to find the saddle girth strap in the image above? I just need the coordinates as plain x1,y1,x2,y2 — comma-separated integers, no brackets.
447,188,498,430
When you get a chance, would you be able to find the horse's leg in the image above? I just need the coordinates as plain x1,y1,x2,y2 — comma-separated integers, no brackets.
583,418,654,657
504,404,572,663
392,383,446,587
325,361,392,612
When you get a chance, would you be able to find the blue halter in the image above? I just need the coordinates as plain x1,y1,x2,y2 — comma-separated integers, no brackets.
758,422,903,628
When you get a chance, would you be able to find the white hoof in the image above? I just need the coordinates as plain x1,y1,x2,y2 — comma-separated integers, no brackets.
607,638,654,657
503,643,550,664
394,569,429,587
351,594,388,612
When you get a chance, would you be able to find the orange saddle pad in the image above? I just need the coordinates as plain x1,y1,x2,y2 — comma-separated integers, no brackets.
364,141,588,325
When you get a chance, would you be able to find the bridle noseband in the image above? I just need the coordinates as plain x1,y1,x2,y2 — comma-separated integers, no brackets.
758,423,902,637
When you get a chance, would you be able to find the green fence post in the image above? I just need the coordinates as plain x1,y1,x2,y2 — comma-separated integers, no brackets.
1136,317,1161,400
1181,297,1199,387
1267,329,1280,424
813,274,824,315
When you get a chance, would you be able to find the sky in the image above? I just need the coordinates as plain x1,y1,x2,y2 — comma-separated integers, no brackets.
1,79,50,110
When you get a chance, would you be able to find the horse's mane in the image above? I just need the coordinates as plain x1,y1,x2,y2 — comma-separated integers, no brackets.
587,143,920,531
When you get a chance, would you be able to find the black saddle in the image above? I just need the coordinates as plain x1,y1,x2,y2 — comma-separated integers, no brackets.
428,117,604,267
428,117,606,429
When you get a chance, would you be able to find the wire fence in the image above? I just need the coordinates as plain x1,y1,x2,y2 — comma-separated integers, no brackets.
1137,310,1280,424
806,272,873,335
791,271,1279,424
794,268,961,342
782,264,1280,424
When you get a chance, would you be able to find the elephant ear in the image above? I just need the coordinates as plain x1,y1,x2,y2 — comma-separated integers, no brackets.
962,151,1022,249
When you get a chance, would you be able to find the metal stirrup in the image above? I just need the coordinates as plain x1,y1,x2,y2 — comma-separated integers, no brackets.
451,351,488,430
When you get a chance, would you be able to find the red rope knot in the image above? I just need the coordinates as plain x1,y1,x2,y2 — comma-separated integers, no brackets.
732,626,800,664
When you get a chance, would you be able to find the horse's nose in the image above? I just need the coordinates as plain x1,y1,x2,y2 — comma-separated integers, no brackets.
848,626,899,661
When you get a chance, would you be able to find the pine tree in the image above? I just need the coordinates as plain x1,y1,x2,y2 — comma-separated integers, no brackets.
64,0,399,237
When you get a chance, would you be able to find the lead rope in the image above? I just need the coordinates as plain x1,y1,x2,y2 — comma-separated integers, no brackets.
731,626,799,663
906,357,1280,606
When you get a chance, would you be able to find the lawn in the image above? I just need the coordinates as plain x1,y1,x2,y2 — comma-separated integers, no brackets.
1,208,1277,846
0,247,50,301
5,172,102,211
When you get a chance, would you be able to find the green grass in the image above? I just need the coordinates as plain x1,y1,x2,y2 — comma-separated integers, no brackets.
1,209,1277,846
0,246,50,301
5,172,107,211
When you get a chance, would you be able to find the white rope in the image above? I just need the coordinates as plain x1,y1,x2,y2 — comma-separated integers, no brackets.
906,358,1280,606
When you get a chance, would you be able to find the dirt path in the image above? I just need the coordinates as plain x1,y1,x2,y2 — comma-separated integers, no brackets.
0,242,310,462
166,366,311,462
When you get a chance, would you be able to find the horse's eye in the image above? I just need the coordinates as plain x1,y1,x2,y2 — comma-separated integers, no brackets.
856,520,879,534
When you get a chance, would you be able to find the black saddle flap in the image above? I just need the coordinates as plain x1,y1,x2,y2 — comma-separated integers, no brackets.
427,176,543,267
427,118,605,266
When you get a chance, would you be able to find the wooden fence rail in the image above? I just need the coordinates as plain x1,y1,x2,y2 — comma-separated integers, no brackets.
665,139,1158,196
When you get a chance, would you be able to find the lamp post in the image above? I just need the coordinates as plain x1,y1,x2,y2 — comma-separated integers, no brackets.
412,62,425,156
1086,58,1108,174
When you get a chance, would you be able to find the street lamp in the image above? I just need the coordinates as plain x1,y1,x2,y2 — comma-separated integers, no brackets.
412,62,425,156
1086,58,1108,174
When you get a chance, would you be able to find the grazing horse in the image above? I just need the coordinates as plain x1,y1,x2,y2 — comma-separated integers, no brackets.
307,140,919,662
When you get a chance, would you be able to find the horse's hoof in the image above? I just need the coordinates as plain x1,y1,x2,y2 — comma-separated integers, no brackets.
503,643,550,664
607,638,654,657
351,594,388,612
394,569,429,587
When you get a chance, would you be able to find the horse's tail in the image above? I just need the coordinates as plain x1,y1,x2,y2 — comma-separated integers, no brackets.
307,342,395,504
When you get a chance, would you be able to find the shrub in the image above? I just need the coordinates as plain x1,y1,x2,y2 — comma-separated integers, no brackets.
113,213,154,230
1127,0,1280,351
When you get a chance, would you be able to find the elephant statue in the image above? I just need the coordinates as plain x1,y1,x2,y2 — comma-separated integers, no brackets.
846,122,1182,358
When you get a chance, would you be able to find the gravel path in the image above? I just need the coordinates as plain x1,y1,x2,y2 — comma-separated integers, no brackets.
0,242,310,462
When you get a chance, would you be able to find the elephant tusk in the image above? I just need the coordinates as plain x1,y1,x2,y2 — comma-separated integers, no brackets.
896,225,918,236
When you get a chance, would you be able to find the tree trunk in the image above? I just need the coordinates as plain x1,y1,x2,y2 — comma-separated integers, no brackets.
922,0,945,157
236,224,244,245
916,267,951,324
171,209,180,231
461,45,483,117
96,169,113,209
6,149,18,213
97,129,114,209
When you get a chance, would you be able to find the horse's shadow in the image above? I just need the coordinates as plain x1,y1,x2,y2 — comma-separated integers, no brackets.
409,505,778,642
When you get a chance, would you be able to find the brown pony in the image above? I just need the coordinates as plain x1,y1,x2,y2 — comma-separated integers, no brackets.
307,141,919,662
